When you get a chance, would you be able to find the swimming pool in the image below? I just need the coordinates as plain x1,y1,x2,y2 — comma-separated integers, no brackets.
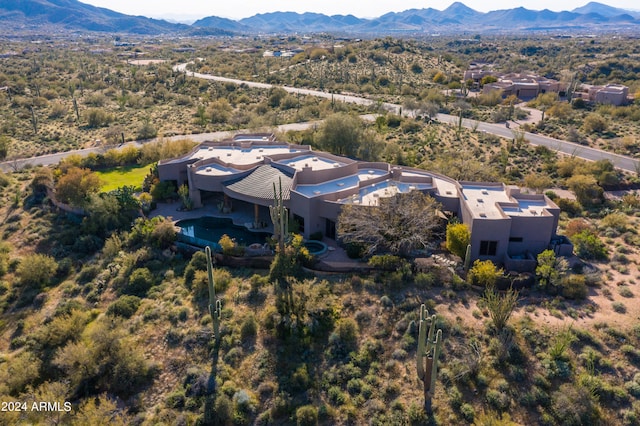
176,217,271,250
303,240,328,256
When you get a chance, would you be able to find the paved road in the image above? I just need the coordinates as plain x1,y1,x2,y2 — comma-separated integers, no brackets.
175,62,640,174
0,119,373,172
2,65,637,174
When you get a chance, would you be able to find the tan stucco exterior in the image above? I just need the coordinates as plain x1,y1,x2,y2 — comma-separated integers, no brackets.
159,134,563,265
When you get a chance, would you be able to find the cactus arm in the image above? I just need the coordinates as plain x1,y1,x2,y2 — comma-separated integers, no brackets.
417,312,426,380
429,329,443,393
270,177,289,253
206,246,216,303
464,244,472,271
205,246,221,340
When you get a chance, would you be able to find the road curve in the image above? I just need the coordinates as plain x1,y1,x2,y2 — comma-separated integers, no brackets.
2,66,637,174
175,62,640,174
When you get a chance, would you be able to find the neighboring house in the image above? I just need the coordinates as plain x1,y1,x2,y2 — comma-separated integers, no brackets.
574,83,630,106
158,134,565,266
482,73,561,100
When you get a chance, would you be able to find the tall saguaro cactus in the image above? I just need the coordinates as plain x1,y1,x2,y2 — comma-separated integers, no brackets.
417,304,443,414
205,246,222,341
269,177,289,253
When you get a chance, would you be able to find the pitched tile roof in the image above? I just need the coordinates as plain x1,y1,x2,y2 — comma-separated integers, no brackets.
224,165,294,201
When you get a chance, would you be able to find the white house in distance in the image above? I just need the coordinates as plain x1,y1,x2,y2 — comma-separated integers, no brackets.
158,134,569,267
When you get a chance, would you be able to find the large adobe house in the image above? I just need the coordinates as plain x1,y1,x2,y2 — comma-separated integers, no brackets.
464,63,631,106
158,134,570,267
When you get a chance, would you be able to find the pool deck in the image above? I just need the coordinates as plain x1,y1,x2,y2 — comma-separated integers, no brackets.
150,201,365,272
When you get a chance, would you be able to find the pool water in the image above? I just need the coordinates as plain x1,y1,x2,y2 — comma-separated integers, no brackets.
176,217,271,250
304,240,328,256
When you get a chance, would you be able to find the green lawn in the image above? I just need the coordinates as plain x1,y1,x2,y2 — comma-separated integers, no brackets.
96,163,152,193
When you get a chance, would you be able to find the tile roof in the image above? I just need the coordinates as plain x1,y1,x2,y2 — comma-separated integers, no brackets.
224,165,294,201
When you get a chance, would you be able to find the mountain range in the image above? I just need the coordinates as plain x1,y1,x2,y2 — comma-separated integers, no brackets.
1,0,639,35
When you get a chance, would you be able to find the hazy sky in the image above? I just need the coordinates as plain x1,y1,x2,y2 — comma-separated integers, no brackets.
81,0,639,21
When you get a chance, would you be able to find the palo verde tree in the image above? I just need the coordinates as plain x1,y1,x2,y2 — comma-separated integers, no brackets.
338,191,443,257
445,222,470,259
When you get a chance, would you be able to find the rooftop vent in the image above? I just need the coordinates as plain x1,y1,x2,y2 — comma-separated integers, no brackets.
333,163,340,167
259,148,264,152
479,213,487,218
337,182,345,187
206,167,212,172
445,191,452,195
208,147,213,151
312,157,318,161
368,170,374,174
313,190,321,195
226,153,232,156
477,198,484,203
530,210,538,215
481,189,489,195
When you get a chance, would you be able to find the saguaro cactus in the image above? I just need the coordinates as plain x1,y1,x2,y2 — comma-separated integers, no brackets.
269,177,289,253
205,246,222,341
464,244,472,272
417,304,443,414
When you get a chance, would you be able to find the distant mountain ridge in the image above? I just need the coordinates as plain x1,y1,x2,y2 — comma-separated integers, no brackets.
0,0,639,35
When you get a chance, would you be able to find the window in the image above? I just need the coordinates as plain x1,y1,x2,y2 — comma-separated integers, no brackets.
479,240,498,256
509,237,523,243
325,219,336,240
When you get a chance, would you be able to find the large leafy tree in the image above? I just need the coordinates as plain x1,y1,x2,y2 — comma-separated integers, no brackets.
55,167,102,207
337,191,443,256
316,113,364,157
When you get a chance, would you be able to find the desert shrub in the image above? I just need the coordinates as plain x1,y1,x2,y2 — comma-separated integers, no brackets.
446,222,470,259
296,405,318,426
345,242,365,259
572,230,607,260
329,318,359,358
368,255,408,272
468,260,502,287
600,212,628,232
414,272,436,288
123,267,154,296
0,350,42,394
240,314,258,340
149,217,177,249
552,383,599,425
557,198,582,216
564,219,593,237
107,295,141,318
612,302,627,314
17,254,58,289
536,250,568,291
184,251,207,286
218,234,243,256
561,275,588,300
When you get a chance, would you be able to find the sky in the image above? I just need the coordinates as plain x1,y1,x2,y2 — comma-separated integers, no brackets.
80,0,639,22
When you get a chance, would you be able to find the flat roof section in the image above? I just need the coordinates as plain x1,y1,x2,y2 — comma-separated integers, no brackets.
278,154,345,171
294,169,387,198
501,199,548,217
461,184,512,219
174,145,303,166
194,163,240,176
339,180,432,206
